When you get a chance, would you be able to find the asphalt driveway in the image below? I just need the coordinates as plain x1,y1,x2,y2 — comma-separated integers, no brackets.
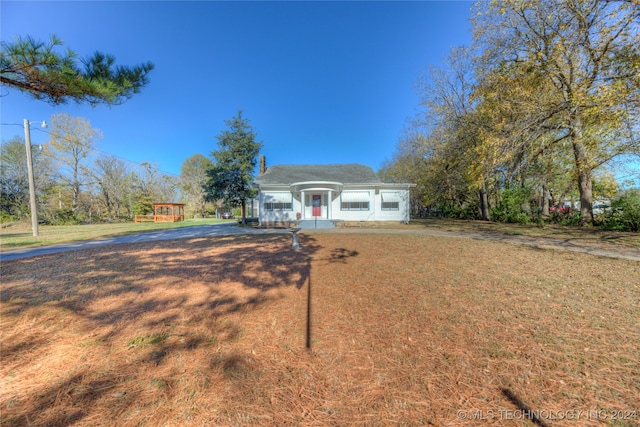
2,222,638,262
0,222,292,262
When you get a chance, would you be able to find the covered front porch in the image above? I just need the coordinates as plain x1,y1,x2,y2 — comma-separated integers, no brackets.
290,181,343,220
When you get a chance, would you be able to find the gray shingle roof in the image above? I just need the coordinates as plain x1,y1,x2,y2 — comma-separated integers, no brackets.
255,164,381,185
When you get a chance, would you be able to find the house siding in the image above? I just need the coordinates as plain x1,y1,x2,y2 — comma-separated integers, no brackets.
258,187,411,224
254,164,414,225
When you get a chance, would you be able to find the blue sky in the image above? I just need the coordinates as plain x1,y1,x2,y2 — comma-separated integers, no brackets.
1,1,474,177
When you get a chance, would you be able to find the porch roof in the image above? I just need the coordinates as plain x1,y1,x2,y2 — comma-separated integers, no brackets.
289,181,343,192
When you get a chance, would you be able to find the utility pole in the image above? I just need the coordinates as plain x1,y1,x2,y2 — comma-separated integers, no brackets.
24,118,39,237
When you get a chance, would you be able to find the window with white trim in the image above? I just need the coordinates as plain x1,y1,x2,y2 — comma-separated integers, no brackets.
264,202,293,211
263,193,293,211
341,192,370,211
381,192,400,211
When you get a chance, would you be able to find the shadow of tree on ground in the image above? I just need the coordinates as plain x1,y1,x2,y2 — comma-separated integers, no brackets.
0,234,321,426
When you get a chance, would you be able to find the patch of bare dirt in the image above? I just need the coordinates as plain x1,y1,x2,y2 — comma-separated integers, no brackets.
1,233,639,426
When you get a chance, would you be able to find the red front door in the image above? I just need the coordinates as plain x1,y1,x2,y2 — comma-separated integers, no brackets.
312,195,322,217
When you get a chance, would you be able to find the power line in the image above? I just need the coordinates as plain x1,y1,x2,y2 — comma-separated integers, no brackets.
28,126,181,178
2,122,181,178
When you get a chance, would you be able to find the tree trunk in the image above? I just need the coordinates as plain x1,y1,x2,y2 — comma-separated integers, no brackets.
72,167,80,213
576,162,593,226
570,116,593,226
241,199,246,224
103,193,113,221
541,184,550,217
72,183,79,213
478,182,490,221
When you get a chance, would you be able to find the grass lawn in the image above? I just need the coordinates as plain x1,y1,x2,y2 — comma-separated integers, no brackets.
1,232,638,426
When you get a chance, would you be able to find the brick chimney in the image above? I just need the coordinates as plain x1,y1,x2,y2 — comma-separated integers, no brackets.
259,155,266,175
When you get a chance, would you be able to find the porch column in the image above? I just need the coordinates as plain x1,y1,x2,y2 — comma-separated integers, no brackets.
300,190,305,219
328,190,332,219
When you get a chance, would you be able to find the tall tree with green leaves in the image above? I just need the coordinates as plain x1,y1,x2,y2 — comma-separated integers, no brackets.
180,154,213,218
473,0,640,225
1,35,153,105
407,47,497,220
204,110,263,223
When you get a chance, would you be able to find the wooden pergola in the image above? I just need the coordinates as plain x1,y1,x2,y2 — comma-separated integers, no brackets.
153,203,185,222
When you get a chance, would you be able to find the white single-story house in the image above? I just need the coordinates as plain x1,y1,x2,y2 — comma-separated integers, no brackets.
253,161,415,226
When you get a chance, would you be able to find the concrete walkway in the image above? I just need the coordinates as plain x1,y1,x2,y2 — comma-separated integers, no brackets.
1,222,638,262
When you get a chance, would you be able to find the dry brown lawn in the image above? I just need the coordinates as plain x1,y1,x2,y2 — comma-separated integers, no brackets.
1,233,639,426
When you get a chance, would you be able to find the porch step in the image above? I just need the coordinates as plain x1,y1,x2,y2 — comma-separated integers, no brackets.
297,219,335,229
